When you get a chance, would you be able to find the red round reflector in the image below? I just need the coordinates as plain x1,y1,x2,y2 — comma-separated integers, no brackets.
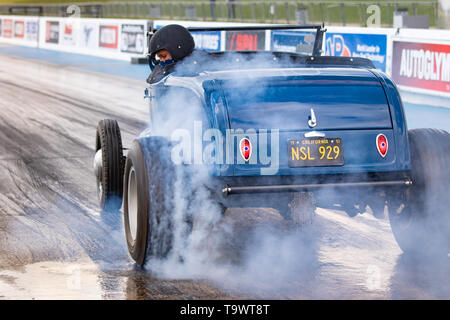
376,134,388,158
239,138,252,162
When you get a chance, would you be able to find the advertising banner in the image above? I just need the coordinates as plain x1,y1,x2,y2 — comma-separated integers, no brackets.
325,32,387,72
60,20,77,46
271,30,316,54
25,20,38,42
80,21,99,49
3,19,13,38
120,23,144,54
14,20,24,38
99,25,118,49
226,30,265,51
191,31,221,52
45,21,59,44
392,41,450,95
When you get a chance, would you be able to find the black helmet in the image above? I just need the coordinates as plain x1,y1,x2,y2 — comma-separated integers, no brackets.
149,24,195,62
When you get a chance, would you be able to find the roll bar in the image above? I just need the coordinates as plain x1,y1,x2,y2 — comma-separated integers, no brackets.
147,24,326,57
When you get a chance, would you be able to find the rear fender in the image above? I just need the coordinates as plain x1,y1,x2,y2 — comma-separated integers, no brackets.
369,69,411,171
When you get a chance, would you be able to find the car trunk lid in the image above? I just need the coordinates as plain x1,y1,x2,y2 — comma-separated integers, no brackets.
218,68,392,131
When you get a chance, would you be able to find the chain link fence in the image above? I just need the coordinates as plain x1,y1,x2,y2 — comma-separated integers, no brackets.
0,1,445,28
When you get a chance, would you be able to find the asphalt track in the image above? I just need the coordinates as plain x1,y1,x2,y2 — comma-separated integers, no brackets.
0,45,449,299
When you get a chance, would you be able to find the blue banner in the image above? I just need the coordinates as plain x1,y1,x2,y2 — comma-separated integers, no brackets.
191,31,221,52
153,22,221,52
271,30,316,55
324,33,387,71
26,20,39,42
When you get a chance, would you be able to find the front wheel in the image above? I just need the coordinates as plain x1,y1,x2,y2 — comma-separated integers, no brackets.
94,119,124,212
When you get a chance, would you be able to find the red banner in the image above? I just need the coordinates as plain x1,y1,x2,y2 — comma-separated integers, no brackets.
14,21,24,38
392,41,450,94
225,31,265,51
99,25,118,49
2,19,13,38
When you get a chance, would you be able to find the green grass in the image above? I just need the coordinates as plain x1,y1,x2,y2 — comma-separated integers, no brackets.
0,0,437,5
0,0,441,27
0,0,207,3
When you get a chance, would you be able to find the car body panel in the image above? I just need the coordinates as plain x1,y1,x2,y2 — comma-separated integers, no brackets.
148,63,411,179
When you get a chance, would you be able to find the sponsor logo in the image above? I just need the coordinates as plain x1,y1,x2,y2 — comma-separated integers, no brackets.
120,24,144,54
226,31,265,51
65,23,72,35
392,41,450,94
325,34,351,57
83,25,92,45
398,47,449,81
45,21,59,44
25,21,38,42
80,22,99,49
3,19,13,38
325,33,387,71
99,25,118,49
14,21,25,38
61,21,77,46
271,30,315,54
191,31,221,51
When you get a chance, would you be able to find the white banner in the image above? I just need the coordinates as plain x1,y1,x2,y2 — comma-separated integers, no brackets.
1,14,450,89
36,17,148,60
0,15,40,47
79,20,99,50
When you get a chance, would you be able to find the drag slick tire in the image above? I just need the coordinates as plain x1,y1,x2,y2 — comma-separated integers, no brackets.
94,119,124,212
123,137,177,267
388,128,450,256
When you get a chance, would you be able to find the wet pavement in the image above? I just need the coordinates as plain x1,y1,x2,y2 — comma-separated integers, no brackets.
0,51,448,300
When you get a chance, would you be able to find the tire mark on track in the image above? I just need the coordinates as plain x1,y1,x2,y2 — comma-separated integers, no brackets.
1,156,127,267
28,118,93,153
0,78,146,129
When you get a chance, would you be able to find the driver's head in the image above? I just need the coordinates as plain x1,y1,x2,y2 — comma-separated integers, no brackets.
156,49,172,61
149,24,195,66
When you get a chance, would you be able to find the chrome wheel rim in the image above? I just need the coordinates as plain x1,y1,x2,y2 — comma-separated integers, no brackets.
94,149,103,201
128,167,138,242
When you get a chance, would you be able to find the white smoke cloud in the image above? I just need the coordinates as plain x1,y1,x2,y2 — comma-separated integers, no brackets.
134,50,449,297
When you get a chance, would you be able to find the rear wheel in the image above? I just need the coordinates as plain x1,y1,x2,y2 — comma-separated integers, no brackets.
123,139,149,266
123,137,182,266
388,129,450,256
94,119,124,212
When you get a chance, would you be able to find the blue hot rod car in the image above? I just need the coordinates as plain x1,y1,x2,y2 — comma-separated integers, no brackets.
94,25,450,266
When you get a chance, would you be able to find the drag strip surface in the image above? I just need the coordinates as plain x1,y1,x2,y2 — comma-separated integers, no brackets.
0,52,448,299
0,54,145,266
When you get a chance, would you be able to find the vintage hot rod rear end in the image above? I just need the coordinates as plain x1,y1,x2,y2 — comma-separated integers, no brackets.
93,25,450,266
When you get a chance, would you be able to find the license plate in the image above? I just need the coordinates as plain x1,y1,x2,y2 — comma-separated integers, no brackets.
288,138,344,167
